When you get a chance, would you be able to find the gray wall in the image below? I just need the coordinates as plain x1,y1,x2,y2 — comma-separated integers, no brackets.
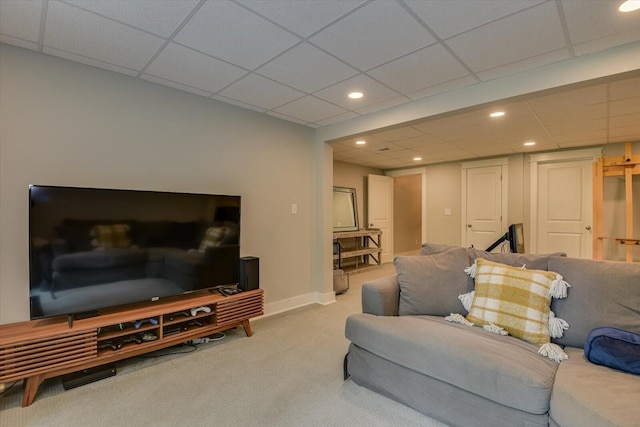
0,45,317,323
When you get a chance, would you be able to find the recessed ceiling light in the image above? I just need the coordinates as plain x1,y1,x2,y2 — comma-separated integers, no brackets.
355,140,366,145
413,157,422,161
619,1,640,12
524,141,536,146
490,111,505,118
348,92,364,99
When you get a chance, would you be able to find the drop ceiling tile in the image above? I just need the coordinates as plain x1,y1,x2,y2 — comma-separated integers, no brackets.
355,96,409,115
237,0,365,38
145,43,246,93
0,0,42,43
445,2,565,72
273,96,348,123
368,44,470,94
528,85,607,113
309,0,434,71
141,74,213,97
373,126,424,142
609,76,640,101
610,97,640,116
218,74,304,110
42,46,139,76
62,0,199,38
536,103,608,126
546,118,608,135
314,74,399,110
44,1,164,70
609,125,640,140
396,134,445,149
174,0,300,70
551,129,607,144
572,30,640,57
557,139,606,148
255,43,358,93
561,0,640,46
610,112,640,128
405,0,543,39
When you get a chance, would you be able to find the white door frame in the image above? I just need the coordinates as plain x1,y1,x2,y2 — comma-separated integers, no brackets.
461,158,508,248
529,148,602,253
386,167,427,244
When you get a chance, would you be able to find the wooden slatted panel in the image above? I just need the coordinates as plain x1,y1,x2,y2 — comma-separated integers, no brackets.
216,291,263,327
0,330,96,382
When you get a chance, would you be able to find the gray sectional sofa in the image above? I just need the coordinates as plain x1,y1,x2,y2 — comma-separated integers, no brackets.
344,243,640,427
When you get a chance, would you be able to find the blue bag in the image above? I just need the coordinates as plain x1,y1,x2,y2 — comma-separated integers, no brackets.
584,327,640,375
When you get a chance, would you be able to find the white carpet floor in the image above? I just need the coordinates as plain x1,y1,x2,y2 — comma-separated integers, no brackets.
1,263,446,427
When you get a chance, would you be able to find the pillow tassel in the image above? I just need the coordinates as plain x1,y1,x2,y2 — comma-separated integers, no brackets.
483,323,509,336
548,311,569,338
538,343,568,363
445,313,474,326
458,290,475,312
464,261,477,278
549,275,571,299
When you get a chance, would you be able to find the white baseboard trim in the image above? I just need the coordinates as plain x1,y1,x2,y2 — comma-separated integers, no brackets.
260,291,336,319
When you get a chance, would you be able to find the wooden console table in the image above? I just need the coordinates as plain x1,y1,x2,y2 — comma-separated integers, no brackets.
333,229,382,272
0,289,263,407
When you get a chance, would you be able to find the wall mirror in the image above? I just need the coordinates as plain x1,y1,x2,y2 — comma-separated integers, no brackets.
333,187,359,232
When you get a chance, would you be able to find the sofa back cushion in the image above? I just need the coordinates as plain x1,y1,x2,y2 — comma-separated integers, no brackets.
395,245,473,316
467,247,566,270
549,256,640,348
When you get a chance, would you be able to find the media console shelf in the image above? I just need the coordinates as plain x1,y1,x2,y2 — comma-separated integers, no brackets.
0,289,263,407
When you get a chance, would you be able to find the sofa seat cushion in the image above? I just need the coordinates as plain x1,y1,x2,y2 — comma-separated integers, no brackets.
52,248,147,271
549,347,640,427
345,313,558,414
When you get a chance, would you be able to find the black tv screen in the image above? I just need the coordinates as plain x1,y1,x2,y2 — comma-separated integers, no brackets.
29,185,241,320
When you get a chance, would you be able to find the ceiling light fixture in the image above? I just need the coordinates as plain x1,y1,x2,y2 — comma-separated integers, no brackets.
490,111,505,118
619,1,640,12
524,141,536,146
348,91,364,99
413,157,422,161
355,140,366,145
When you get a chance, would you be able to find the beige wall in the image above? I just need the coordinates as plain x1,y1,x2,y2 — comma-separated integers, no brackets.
332,161,383,228
0,45,317,324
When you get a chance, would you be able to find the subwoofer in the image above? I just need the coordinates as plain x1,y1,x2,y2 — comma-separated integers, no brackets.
239,256,259,291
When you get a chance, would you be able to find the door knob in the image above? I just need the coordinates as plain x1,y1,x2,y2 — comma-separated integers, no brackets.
467,224,472,228
585,226,592,231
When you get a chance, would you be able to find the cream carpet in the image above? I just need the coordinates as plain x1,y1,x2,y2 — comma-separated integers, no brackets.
1,263,446,427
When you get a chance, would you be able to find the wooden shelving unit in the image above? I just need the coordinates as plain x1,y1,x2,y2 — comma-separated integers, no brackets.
0,289,263,407
333,229,382,273
594,142,639,262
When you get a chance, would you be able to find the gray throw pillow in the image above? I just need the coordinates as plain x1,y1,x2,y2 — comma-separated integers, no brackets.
549,256,640,348
395,246,473,316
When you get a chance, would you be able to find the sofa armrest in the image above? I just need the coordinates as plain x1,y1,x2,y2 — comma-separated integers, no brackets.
362,275,399,316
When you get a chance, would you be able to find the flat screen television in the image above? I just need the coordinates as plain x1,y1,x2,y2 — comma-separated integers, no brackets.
29,185,241,320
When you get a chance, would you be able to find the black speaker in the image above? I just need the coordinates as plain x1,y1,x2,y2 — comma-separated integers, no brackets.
239,256,259,291
61,364,116,390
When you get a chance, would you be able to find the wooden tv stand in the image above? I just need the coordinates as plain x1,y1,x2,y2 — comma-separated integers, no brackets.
0,289,263,407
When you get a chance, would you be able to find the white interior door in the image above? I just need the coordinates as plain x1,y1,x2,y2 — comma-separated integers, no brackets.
537,160,592,258
368,174,394,263
464,165,504,251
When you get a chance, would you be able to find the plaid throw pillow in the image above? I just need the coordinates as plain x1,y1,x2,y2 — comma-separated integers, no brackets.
90,224,132,249
466,258,557,346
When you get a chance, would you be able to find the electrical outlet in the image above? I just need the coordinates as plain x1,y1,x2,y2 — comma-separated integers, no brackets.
291,203,297,214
